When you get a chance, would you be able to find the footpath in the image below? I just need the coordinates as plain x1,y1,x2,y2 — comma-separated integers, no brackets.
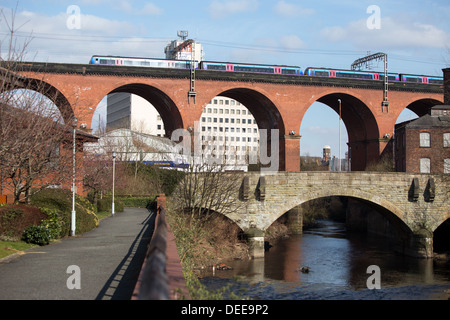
0,207,156,300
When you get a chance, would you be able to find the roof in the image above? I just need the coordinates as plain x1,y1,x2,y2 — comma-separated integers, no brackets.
405,112,450,129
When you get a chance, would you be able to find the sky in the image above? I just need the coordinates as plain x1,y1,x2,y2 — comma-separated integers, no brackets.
1,0,449,157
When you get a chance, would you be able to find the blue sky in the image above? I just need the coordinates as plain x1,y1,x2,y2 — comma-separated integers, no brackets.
1,0,449,157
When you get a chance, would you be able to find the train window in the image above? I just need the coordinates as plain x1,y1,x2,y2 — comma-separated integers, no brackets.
234,65,274,73
429,78,443,85
314,70,329,77
99,59,113,65
336,72,372,80
282,69,298,75
404,76,422,83
206,64,226,70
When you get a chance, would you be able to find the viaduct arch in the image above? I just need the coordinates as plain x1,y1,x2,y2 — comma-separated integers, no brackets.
11,62,444,171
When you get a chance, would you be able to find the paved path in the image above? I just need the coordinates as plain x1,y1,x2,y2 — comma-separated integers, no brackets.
0,207,155,300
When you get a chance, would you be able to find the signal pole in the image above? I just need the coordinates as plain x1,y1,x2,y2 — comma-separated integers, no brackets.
351,52,389,112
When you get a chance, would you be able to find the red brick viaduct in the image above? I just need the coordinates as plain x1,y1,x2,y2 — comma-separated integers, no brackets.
16,62,444,171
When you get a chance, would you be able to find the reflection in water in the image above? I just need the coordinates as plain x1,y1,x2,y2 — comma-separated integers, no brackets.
200,220,450,299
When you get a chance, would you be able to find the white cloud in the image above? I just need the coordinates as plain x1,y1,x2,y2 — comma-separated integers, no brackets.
0,7,165,63
208,0,259,19
321,17,450,50
141,3,164,15
279,35,306,50
117,2,163,15
275,1,314,17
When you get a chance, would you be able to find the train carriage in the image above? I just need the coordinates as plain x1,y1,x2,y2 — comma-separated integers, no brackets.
200,61,303,75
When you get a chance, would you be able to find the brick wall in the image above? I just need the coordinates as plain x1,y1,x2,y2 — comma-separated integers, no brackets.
444,68,450,105
404,127,450,173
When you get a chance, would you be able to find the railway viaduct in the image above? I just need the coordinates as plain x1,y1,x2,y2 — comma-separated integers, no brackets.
11,61,444,171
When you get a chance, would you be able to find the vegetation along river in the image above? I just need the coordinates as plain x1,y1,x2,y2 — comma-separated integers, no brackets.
199,220,450,300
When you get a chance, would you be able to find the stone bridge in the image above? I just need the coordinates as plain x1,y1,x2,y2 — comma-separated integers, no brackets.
216,172,449,259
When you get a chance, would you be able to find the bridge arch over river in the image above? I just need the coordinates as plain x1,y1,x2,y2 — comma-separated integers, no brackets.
212,172,449,259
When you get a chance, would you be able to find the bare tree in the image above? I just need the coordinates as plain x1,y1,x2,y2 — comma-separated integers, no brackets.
0,7,72,203
170,130,244,220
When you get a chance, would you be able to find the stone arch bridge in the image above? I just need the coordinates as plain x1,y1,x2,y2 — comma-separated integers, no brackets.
215,172,449,259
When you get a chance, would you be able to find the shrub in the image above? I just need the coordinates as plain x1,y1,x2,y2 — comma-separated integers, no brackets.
0,205,47,241
40,207,63,239
97,197,124,213
31,189,99,237
118,196,154,208
22,225,52,246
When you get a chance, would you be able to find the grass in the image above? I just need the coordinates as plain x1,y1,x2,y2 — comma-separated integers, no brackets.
0,241,37,260
0,211,113,261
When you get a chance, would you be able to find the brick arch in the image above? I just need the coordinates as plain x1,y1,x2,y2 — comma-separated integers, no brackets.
302,92,380,171
109,83,183,137
403,98,444,117
12,76,74,124
207,87,287,170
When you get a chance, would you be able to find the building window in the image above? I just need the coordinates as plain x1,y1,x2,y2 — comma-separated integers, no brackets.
420,158,431,173
445,159,450,174
444,133,450,147
420,132,430,147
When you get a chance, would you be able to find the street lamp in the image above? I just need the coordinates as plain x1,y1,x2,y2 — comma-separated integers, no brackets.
338,99,342,172
71,116,77,236
112,152,116,216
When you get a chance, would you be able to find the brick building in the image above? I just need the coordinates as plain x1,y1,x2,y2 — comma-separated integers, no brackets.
394,68,450,174
395,105,450,173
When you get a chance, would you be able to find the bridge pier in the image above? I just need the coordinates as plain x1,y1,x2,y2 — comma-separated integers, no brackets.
287,206,303,235
245,228,265,259
409,229,434,259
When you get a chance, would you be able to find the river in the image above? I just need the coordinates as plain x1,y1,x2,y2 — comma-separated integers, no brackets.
199,220,450,300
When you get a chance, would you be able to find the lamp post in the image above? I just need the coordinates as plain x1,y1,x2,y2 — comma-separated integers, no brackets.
338,99,341,172
112,152,116,216
71,116,77,236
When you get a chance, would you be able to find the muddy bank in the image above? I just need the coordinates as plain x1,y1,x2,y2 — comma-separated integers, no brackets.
190,215,291,273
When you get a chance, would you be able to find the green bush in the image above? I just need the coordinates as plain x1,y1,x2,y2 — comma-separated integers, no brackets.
40,207,63,239
97,197,124,213
22,225,52,246
31,189,99,237
118,197,154,208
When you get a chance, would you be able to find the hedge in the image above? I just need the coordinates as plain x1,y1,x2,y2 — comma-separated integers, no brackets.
117,196,155,208
97,197,124,213
31,188,99,237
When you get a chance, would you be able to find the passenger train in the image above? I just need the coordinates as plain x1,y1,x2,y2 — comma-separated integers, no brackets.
89,55,443,85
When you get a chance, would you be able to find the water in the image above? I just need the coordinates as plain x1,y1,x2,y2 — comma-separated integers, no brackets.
200,220,450,300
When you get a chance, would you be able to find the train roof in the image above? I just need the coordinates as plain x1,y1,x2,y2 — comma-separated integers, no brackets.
90,55,193,62
304,67,396,73
201,60,301,68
